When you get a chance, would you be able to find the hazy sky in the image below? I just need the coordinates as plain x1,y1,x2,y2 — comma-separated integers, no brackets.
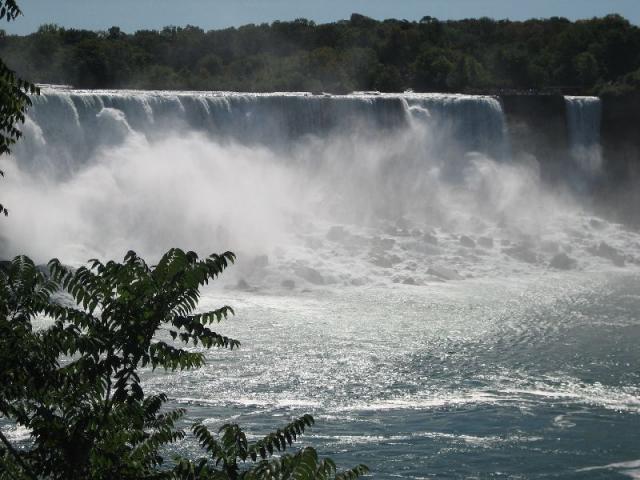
5,0,639,34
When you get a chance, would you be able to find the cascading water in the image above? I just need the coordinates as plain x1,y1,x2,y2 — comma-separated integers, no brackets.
2,87,639,479
564,96,603,192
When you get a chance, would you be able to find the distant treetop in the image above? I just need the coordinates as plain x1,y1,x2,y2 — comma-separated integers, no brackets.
1,13,639,95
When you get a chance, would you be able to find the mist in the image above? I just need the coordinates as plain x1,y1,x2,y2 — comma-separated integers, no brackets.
3,90,631,288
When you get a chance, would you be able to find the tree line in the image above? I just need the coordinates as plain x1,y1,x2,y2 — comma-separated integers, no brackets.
1,13,640,95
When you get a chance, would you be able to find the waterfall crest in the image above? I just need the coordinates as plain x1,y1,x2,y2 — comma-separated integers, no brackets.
16,89,511,176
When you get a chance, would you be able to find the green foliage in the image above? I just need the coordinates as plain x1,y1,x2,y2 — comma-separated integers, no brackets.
174,415,368,479
0,0,40,216
2,13,640,94
0,250,368,480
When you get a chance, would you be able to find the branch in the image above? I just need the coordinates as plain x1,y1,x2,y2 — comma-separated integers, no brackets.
0,428,37,480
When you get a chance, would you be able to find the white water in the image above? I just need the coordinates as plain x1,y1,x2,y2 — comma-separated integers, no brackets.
565,96,603,192
4,89,634,274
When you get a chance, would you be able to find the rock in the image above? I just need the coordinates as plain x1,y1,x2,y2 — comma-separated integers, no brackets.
385,226,410,237
477,237,494,249
589,218,605,230
503,245,538,264
371,254,401,268
351,277,367,286
402,277,417,285
371,237,395,251
405,261,417,271
327,226,348,242
281,279,296,289
388,254,402,264
549,253,577,270
294,266,325,285
396,218,411,230
236,279,250,290
459,236,476,248
413,243,442,255
427,266,464,281
371,256,393,268
592,242,625,267
423,233,439,245
541,241,559,254
344,234,368,247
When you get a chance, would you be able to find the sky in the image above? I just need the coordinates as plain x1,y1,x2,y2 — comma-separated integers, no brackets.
4,0,639,34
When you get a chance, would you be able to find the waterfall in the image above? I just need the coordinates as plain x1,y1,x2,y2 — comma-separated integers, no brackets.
564,96,603,191
6,87,545,262
14,89,512,177
406,93,510,162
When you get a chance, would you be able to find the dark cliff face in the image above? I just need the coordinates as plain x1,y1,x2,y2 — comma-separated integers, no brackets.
599,94,640,225
500,95,570,185
499,93,639,226
601,94,640,182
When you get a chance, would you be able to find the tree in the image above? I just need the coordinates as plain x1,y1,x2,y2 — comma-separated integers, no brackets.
4,10,640,94
373,64,403,92
0,250,369,479
447,55,490,91
0,0,39,216
411,47,453,91
574,51,599,87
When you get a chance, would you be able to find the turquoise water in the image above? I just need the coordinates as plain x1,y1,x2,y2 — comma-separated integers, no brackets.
144,273,640,479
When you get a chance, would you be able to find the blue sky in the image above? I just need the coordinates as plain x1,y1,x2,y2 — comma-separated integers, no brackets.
5,0,639,34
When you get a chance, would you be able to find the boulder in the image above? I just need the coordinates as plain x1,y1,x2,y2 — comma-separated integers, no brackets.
396,218,411,230
371,237,395,251
503,245,538,264
427,266,464,281
459,236,476,248
371,254,401,268
423,233,439,245
549,253,577,270
281,279,296,289
477,237,494,249
295,266,325,285
592,242,625,267
405,261,417,271
371,256,393,268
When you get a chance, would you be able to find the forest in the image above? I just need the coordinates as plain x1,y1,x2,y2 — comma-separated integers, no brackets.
1,13,640,95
